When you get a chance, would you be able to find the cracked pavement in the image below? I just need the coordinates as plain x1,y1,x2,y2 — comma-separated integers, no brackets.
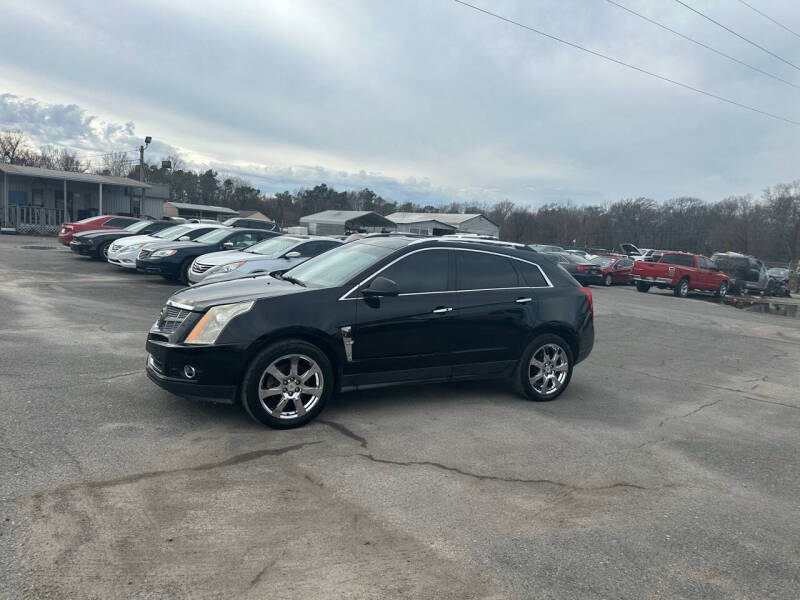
1,235,800,599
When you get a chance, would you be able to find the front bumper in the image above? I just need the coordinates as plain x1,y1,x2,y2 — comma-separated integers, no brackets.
107,250,138,268
136,259,179,277
145,338,248,404
69,241,94,255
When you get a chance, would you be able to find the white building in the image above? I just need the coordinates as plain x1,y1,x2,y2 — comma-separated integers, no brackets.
386,212,499,237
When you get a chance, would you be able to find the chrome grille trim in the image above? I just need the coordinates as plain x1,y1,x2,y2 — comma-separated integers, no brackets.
156,305,192,332
192,261,212,274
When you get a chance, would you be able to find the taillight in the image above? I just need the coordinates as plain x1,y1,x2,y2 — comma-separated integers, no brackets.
577,265,589,271
579,287,593,315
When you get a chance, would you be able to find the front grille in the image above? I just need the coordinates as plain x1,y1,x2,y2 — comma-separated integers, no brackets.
156,305,192,332
138,248,154,259
192,261,212,274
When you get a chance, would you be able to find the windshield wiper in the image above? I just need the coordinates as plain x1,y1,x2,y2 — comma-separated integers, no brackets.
281,274,306,287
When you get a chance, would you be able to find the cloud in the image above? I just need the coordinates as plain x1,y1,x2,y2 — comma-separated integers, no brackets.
0,0,798,207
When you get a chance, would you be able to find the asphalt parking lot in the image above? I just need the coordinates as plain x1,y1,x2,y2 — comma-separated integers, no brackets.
1,234,799,600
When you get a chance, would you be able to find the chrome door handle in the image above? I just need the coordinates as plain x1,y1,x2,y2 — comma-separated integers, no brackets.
432,307,453,314
515,297,533,304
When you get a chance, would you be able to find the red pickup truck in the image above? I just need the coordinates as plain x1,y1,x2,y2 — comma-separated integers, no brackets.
631,252,730,298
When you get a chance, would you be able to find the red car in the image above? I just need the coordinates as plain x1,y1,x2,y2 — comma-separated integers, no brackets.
631,252,730,298
58,215,139,245
592,255,635,286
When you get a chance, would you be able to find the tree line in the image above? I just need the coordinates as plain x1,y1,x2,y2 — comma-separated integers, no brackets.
2,129,798,262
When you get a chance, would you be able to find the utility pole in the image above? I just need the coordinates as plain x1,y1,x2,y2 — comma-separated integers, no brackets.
138,136,151,217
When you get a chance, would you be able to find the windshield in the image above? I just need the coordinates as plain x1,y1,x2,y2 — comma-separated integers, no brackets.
768,268,789,277
154,225,190,239
222,218,239,226
123,220,151,232
283,241,395,287
593,257,613,267
194,228,230,244
244,237,299,255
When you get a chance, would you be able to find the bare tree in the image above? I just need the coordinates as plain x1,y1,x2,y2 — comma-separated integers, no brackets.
99,151,131,177
0,130,28,163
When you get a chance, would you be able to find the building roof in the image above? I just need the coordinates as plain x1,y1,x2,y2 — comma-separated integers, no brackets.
0,163,151,188
238,210,271,219
299,210,395,226
166,201,238,215
387,212,497,227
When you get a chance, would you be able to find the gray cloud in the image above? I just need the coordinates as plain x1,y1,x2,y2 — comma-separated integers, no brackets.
1,0,798,206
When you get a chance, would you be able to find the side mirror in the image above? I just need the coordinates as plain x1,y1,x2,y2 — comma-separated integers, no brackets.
178,236,190,241
222,241,234,249
362,276,399,297
284,251,301,259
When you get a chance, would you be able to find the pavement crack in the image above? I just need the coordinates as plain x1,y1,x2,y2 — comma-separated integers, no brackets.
358,454,647,491
318,419,368,449
660,398,724,428
34,441,320,496
93,370,141,382
249,558,279,589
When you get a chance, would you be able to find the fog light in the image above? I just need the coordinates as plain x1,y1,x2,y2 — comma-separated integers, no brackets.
183,365,197,379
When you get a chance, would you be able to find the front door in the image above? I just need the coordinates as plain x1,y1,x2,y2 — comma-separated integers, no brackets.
351,248,457,381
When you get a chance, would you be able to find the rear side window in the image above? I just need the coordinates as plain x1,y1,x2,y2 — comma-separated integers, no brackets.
697,256,709,269
380,249,449,294
105,217,136,227
514,260,548,287
661,254,694,267
187,227,217,240
455,251,519,290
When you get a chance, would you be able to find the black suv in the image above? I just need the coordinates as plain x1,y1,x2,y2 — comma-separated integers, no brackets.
145,236,595,428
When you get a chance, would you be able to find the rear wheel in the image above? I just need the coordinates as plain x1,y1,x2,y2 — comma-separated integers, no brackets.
604,274,613,286
635,281,651,293
514,334,573,402
674,278,690,298
241,339,333,428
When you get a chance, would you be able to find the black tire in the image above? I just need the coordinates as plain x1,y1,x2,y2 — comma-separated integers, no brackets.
714,281,728,298
604,274,613,287
179,259,194,285
96,241,111,260
674,278,689,298
513,334,574,402
635,281,651,293
241,339,334,428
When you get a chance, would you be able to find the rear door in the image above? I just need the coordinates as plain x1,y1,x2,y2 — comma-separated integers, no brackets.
351,248,458,379
447,249,537,374
614,258,634,282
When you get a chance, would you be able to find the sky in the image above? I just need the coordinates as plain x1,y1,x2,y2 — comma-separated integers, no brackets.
0,0,798,207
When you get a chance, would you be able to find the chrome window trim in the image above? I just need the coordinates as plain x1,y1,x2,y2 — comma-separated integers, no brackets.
338,247,553,301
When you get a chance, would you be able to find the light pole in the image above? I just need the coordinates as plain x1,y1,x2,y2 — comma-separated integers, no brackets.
138,136,152,217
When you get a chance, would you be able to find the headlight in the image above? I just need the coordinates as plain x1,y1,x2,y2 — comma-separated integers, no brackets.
212,261,246,274
184,301,254,345
152,249,177,258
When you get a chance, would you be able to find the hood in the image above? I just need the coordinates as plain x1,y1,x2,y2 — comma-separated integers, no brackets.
192,249,254,266
142,240,206,251
114,234,160,248
170,275,306,310
73,228,110,238
79,229,137,240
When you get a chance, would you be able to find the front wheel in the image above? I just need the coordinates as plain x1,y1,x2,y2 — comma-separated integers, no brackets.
514,334,573,402
715,281,728,298
604,274,613,287
96,241,111,260
635,281,651,293
241,339,333,428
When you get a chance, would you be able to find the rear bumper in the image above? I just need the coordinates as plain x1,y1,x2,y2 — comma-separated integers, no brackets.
576,318,594,364
57,233,72,245
631,275,672,286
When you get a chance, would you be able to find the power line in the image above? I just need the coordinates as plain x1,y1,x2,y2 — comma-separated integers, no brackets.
452,0,800,126
736,0,800,41
605,0,800,90
673,0,800,72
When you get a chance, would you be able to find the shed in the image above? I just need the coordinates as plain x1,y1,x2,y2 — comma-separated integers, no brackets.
387,212,499,237
299,210,396,236
237,210,272,220
0,163,154,235
163,202,239,221
383,213,457,236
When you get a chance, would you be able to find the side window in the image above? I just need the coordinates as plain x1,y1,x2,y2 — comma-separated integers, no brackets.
513,260,548,287
295,242,321,257
378,249,449,294
233,232,260,247
187,228,214,239
455,251,519,290
622,259,633,267
697,257,708,269
105,217,135,227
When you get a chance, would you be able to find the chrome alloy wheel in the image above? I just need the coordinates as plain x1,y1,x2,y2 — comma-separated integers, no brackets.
258,354,324,419
529,343,569,395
